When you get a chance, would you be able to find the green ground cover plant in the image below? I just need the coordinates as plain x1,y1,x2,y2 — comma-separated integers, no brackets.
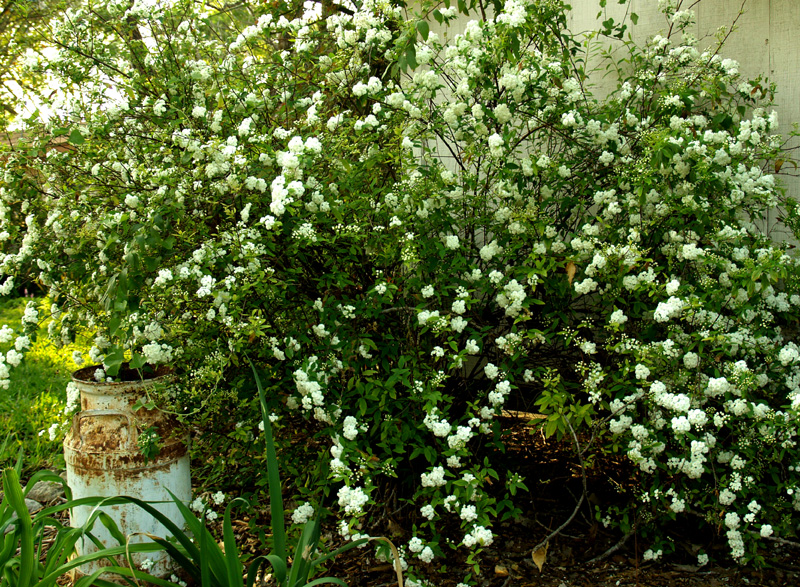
0,298,82,475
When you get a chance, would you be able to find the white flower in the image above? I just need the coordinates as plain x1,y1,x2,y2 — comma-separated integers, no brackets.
681,243,704,260
493,104,512,124
421,285,435,298
719,489,736,506
421,466,446,487
462,525,493,548
643,549,662,561
609,309,628,326
666,279,680,295
725,512,740,530
760,524,773,538
683,352,699,369
0,325,14,343
671,415,691,434
451,317,468,333
574,277,598,295
337,486,369,514
484,363,499,380
460,504,477,522
654,296,683,322
292,502,315,524
634,364,650,380
778,345,800,366
479,240,503,261
408,537,423,553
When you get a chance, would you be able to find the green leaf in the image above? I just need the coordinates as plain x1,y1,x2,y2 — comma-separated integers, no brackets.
249,360,287,561
129,352,146,369
416,20,429,41
97,511,127,546
406,44,418,70
223,499,246,587
68,128,85,145
433,9,443,24
103,346,126,376
108,313,122,337
3,469,34,587
631,12,638,25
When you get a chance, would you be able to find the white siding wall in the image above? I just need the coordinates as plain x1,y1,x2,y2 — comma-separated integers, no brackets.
569,0,799,149
442,0,800,227
570,0,800,232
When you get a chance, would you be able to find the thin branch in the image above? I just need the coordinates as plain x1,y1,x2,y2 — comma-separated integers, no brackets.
531,417,588,552
586,530,635,564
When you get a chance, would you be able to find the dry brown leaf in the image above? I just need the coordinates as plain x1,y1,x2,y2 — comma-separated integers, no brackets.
494,565,509,577
532,542,548,573
566,261,577,285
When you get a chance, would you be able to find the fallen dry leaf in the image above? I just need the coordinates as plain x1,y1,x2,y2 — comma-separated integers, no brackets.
495,565,509,577
532,541,548,573
566,262,577,285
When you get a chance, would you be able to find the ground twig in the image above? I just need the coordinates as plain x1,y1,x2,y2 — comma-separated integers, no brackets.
586,531,635,564
531,418,588,553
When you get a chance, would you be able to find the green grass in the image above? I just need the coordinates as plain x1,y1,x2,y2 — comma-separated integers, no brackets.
0,297,87,476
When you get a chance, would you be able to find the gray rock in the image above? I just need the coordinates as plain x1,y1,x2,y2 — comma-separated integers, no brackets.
24,498,42,514
2,499,42,534
25,480,66,504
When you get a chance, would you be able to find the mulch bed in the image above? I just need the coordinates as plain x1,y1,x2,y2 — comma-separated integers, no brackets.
35,409,799,587
316,414,800,587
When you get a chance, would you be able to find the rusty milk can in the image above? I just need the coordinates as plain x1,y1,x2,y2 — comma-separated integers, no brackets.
64,364,191,579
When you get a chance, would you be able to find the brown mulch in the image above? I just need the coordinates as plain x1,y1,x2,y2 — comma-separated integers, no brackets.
317,413,799,587
36,409,800,587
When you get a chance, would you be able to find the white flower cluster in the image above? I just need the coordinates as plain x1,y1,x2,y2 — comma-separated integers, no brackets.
292,502,315,524
420,466,446,488
337,486,369,514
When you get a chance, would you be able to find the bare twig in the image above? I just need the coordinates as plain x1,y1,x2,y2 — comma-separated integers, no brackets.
586,530,635,564
531,417,588,552
749,532,800,549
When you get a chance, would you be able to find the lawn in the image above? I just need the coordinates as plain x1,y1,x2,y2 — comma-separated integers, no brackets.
0,297,86,476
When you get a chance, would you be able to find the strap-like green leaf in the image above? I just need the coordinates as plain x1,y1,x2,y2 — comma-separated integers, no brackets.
303,578,349,587
223,498,248,587
37,541,164,585
246,555,285,587
200,514,211,587
249,360,287,560
3,468,34,587
148,536,201,585
97,512,127,546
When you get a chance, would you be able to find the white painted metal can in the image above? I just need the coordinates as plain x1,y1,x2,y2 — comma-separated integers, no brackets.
64,365,191,580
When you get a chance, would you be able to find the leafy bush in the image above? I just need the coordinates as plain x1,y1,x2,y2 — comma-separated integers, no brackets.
1,0,799,580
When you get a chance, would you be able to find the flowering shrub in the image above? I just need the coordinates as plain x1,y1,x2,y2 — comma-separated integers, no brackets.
2,0,800,579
